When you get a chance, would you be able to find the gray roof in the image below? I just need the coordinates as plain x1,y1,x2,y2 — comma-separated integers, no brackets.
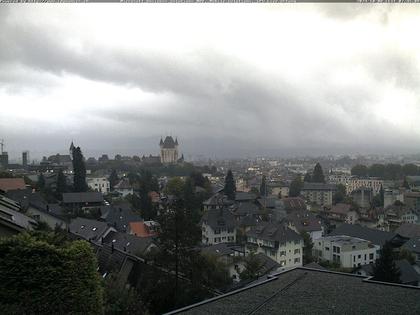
161,136,177,149
286,210,322,233
403,237,420,254
328,223,396,247
257,197,278,209
395,223,420,239
0,195,37,231
102,230,155,257
202,208,236,230
99,203,142,232
253,253,281,275
170,268,420,315
247,221,302,244
302,182,337,191
235,202,260,216
62,192,104,204
354,260,420,285
69,217,111,241
201,243,244,257
235,192,257,202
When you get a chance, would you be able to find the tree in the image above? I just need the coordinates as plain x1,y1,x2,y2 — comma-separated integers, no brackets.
301,231,314,265
372,241,401,283
303,172,312,182
333,183,347,204
260,175,267,197
72,146,88,192
402,164,418,176
224,170,236,200
368,164,385,178
312,163,325,183
164,177,185,197
109,169,119,191
55,170,67,199
289,175,303,197
38,173,45,191
239,251,265,281
104,273,145,315
351,165,368,177
398,247,416,264
0,232,103,314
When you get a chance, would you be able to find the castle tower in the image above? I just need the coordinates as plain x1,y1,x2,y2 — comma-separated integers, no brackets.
159,136,179,164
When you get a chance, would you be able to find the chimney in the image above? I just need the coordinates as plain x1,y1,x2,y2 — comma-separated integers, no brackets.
111,243,114,253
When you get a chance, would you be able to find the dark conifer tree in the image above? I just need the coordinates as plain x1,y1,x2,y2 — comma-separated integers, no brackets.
289,175,303,197
56,170,67,199
312,163,325,183
72,146,88,192
260,175,267,197
109,169,119,190
224,170,236,200
372,241,401,283
303,172,312,182
38,173,45,191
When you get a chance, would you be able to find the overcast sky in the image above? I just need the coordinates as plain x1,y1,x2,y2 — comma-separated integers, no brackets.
1,4,420,161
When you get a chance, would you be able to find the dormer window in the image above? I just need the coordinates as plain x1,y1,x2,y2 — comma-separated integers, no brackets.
92,227,97,231
81,225,85,229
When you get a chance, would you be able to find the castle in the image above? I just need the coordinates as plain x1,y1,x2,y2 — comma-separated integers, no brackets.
159,136,183,164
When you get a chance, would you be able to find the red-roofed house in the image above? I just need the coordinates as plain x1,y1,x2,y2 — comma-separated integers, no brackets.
128,221,159,238
0,178,26,192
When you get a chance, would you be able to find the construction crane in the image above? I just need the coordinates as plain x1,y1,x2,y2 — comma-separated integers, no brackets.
0,139,4,154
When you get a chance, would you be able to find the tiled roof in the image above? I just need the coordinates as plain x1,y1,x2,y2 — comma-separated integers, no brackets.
129,221,158,238
0,178,26,192
62,192,104,204
202,208,236,230
69,217,111,241
330,203,352,215
170,268,420,315
247,221,301,244
102,230,155,257
395,223,420,239
328,223,396,246
302,182,337,191
286,210,322,233
100,203,142,232
281,197,307,212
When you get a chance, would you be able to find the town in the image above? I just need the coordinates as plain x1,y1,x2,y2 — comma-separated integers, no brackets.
1,136,420,314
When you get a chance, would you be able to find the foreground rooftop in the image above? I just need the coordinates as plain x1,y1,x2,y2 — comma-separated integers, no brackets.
167,267,420,315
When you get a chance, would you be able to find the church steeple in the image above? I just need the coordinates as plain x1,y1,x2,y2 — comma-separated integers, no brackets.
159,137,163,146
175,137,178,146
69,140,75,156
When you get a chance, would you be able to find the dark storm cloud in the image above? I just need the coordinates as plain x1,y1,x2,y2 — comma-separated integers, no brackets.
0,5,419,159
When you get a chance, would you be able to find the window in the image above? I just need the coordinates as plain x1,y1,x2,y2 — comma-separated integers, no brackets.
280,260,286,266
353,256,356,262
294,248,300,254
325,247,330,251
214,229,221,235
358,254,361,259
280,251,286,256
294,257,300,263
364,254,367,260
336,247,340,254
333,246,337,253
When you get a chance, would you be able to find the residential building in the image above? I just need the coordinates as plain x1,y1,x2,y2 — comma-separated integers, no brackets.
286,210,323,240
328,223,407,255
62,192,104,212
395,223,420,239
69,217,115,242
160,136,179,164
0,178,26,193
401,210,420,224
404,192,420,211
351,187,372,209
246,221,303,268
313,235,376,268
201,208,236,245
99,203,142,232
402,238,420,262
128,221,159,238
102,230,157,258
300,182,336,206
328,203,359,225
166,267,420,315
87,177,110,194
0,195,37,237
113,178,134,197
384,188,405,208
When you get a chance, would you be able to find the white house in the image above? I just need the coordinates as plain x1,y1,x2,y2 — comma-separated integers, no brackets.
313,235,376,268
245,221,303,269
201,208,236,245
87,177,110,194
114,178,134,197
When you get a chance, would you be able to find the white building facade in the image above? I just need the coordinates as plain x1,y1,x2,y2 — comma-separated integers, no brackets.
87,177,110,194
314,235,377,268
